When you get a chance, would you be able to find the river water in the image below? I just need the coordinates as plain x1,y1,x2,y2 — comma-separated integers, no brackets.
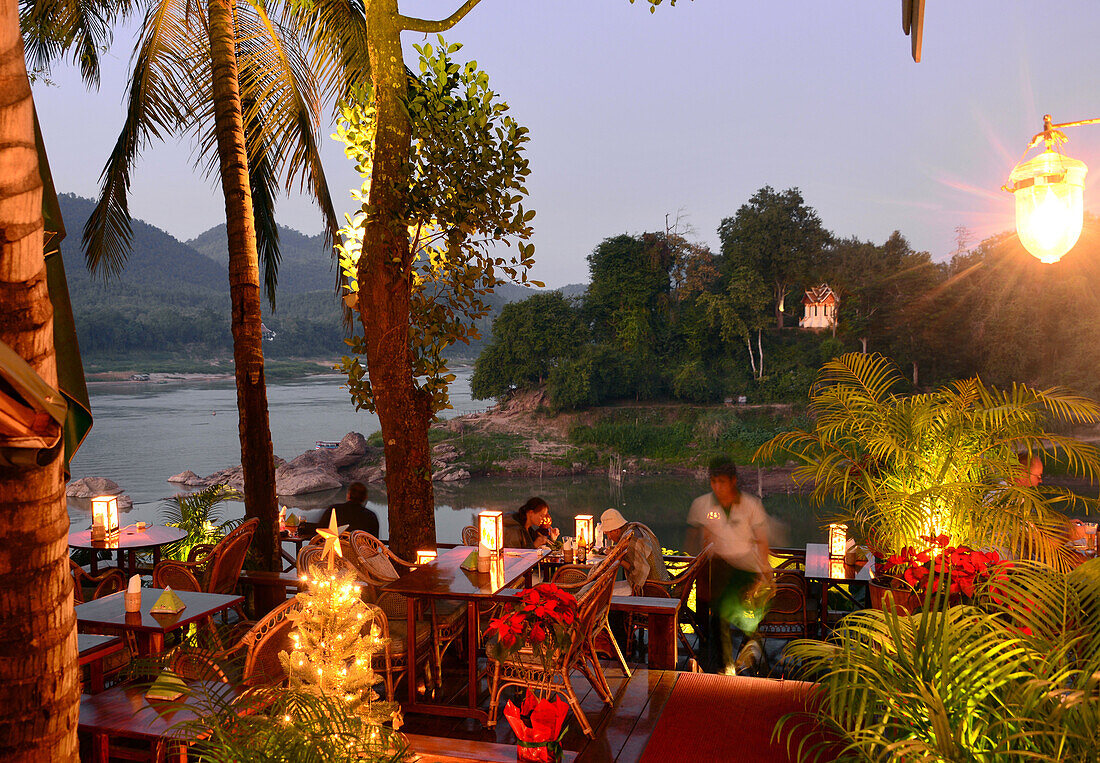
69,369,826,550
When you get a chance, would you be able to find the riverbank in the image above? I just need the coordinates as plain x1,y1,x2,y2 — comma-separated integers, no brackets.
84,357,338,383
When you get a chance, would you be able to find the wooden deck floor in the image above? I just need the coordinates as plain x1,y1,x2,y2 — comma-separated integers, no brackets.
400,658,679,762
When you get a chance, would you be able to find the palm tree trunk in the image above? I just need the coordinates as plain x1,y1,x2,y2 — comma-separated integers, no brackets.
358,0,436,560
206,0,279,570
0,2,79,756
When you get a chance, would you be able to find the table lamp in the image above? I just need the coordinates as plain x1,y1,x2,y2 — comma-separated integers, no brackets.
478,510,503,573
828,523,847,558
416,549,437,565
91,495,119,541
574,515,594,548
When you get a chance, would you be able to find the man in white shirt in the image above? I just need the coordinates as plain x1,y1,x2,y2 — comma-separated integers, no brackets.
686,456,773,674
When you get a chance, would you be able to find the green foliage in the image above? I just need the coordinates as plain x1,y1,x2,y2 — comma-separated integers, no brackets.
548,353,597,411
783,560,1100,762
471,292,585,400
570,415,694,461
175,686,409,763
160,484,242,562
756,353,1100,560
718,186,830,328
670,360,721,403
335,39,537,417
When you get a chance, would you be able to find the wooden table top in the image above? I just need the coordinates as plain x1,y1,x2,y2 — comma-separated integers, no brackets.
77,634,123,663
803,542,874,582
79,680,242,740
68,525,187,551
383,546,544,600
75,589,244,634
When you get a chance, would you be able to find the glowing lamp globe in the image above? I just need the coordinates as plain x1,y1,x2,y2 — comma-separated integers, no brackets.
91,495,119,539
1008,149,1088,263
574,515,594,547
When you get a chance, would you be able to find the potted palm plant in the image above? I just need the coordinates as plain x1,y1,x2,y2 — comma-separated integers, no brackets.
779,558,1100,761
756,353,1100,593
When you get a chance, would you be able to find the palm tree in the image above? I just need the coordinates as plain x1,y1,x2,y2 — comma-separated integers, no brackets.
0,1,80,756
30,0,368,569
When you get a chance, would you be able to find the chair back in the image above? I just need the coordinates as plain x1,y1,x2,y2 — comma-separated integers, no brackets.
69,560,124,604
670,544,711,607
347,531,402,584
564,562,617,668
240,597,303,686
461,525,479,546
205,518,259,595
757,571,810,640
297,542,359,581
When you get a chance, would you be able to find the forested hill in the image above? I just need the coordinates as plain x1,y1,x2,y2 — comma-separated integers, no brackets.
59,194,226,294
58,193,573,364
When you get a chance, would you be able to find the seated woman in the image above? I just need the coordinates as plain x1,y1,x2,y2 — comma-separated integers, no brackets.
503,497,560,549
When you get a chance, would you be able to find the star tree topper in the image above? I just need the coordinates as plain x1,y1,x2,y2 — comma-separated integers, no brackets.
316,511,349,569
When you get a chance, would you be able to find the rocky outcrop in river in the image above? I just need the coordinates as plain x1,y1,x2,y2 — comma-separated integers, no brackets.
182,431,473,495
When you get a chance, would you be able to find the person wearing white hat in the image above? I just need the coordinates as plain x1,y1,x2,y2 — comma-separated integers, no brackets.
600,508,669,594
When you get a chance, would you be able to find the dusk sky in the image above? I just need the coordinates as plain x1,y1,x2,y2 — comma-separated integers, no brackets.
33,1,1100,288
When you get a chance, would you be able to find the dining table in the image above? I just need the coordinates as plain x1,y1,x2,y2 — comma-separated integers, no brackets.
78,634,124,694
79,679,244,763
382,546,546,723
803,542,874,636
68,525,188,576
75,589,244,656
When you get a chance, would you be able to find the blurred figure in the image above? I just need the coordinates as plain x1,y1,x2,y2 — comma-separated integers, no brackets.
327,482,378,537
601,508,669,595
503,496,560,549
686,456,773,674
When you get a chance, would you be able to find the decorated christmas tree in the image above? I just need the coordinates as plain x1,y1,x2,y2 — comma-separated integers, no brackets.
278,515,400,728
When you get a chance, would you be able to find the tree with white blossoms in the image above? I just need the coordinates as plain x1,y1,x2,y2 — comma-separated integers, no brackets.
279,564,400,728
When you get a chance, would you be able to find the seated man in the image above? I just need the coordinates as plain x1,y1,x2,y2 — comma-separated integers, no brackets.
326,481,379,538
600,509,670,595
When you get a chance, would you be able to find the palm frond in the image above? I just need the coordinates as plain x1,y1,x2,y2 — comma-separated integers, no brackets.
83,0,192,277
20,0,134,87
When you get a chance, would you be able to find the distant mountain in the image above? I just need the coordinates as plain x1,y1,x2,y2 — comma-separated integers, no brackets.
58,194,226,294
554,283,587,300
187,223,339,295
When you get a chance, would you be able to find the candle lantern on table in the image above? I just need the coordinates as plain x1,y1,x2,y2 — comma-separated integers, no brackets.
574,515,594,563
416,549,437,565
91,495,119,541
828,523,847,558
478,510,503,573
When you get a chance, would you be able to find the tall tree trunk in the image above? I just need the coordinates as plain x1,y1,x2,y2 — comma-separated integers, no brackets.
359,0,435,560
859,337,868,354
757,329,764,380
745,335,756,377
774,283,785,329
0,2,79,755
206,0,278,570
912,361,918,388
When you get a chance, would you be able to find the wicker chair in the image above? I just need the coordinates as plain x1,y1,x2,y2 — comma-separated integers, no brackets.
152,518,259,620
487,560,619,738
626,544,712,661
345,531,463,688
461,525,479,546
550,564,631,681
69,559,124,604
299,539,431,699
756,571,811,641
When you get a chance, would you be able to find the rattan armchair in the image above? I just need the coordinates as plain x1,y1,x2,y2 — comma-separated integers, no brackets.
487,561,619,738
626,544,712,661
345,531,464,689
756,571,811,640
550,564,631,681
152,518,258,621
461,525,479,546
69,559,125,604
